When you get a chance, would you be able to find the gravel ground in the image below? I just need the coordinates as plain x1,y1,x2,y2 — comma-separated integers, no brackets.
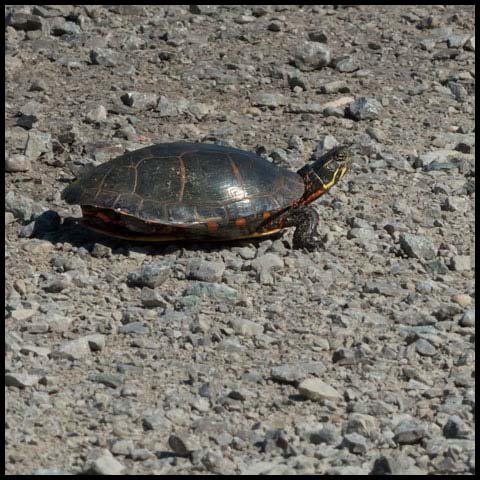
5,5,475,475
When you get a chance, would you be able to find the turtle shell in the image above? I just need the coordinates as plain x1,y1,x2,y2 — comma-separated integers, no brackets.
62,143,305,240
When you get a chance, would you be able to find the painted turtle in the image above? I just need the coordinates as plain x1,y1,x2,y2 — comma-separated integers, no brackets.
62,142,351,250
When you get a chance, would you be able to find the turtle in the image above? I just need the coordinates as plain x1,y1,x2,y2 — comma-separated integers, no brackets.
62,142,351,250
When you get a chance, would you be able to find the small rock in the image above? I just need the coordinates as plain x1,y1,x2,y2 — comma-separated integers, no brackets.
156,96,189,117
187,102,212,120
464,35,475,51
442,196,468,213
451,293,472,307
342,432,368,454
449,255,472,272
459,310,474,327
10,308,37,322
251,92,287,108
308,31,328,43
393,419,428,444
372,454,425,475
168,432,200,457
186,259,225,283
118,322,150,335
85,105,107,123
140,287,169,308
142,414,170,431
110,439,134,456
335,55,359,73
5,154,31,172
230,318,264,337
25,130,52,163
447,34,470,48
5,373,40,388
20,345,51,357
415,338,437,356
307,423,340,445
184,282,239,303
89,48,118,67
287,102,324,114
6,12,43,31
319,80,349,94
121,92,158,110
298,378,342,402
292,42,331,71
189,5,218,15
127,264,170,288
443,415,471,439
267,21,282,32
51,336,92,360
347,97,382,120
271,361,325,383
88,372,123,388
39,273,71,293
83,449,125,475
287,71,309,91
399,233,436,261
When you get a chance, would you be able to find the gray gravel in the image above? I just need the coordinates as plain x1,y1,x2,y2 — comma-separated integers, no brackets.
5,4,475,475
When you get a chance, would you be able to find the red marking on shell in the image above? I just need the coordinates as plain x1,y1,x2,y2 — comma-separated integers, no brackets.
235,218,247,228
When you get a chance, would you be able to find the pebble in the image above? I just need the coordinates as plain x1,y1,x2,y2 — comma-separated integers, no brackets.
39,273,71,293
292,41,331,71
10,308,37,322
251,92,287,108
168,433,201,457
127,264,170,288
25,130,52,163
5,154,31,172
83,449,125,475
271,361,326,383
335,55,359,73
414,338,437,356
393,419,428,444
186,259,225,283
342,432,368,454
308,31,328,43
51,336,93,360
5,373,40,388
156,95,190,117
120,92,157,110
88,372,123,388
459,310,474,327
346,97,382,120
442,196,469,213
85,105,107,123
7,12,43,31
298,378,342,402
443,415,471,439
451,294,472,307
142,414,170,431
372,454,426,475
307,423,340,445
399,233,437,261
184,282,239,303
230,318,264,337
319,80,349,94
140,287,169,308
110,439,134,456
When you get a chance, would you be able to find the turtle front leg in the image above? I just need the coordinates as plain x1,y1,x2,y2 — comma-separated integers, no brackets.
262,205,321,251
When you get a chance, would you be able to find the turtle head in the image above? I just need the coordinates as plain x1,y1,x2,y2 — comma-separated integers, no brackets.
297,145,351,205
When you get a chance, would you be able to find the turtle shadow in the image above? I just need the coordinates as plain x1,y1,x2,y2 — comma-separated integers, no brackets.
28,211,287,256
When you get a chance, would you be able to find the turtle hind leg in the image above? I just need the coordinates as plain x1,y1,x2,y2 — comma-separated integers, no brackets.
261,205,321,251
